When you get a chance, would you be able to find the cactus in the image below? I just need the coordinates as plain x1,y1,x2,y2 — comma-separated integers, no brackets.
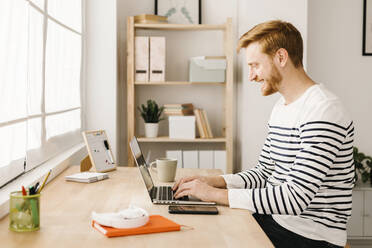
137,99,164,123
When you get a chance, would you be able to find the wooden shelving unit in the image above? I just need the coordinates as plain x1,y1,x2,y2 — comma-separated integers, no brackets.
127,17,234,173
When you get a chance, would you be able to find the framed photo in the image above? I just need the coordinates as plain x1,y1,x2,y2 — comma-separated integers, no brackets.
155,0,202,24
363,0,372,55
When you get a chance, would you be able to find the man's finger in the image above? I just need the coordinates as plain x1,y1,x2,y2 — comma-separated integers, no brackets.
172,176,194,190
174,188,190,199
174,181,193,198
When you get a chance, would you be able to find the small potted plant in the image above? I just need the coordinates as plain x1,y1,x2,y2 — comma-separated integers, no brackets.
138,99,164,138
354,147,372,184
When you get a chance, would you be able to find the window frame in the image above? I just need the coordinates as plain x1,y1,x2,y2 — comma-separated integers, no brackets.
0,0,85,187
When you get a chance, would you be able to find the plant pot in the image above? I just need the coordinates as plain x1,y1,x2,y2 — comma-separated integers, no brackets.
145,123,159,138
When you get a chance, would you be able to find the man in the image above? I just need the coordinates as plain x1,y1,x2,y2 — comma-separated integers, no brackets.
173,20,354,248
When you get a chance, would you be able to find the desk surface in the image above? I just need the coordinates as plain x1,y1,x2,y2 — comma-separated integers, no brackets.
0,166,273,248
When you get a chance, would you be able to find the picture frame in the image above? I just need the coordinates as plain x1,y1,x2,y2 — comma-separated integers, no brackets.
363,0,372,55
155,0,202,24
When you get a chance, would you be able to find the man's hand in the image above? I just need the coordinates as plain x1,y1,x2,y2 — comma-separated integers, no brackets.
172,175,227,191
173,178,229,205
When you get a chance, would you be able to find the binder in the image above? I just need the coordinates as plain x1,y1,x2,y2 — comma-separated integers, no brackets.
150,37,165,82
92,215,180,238
166,150,183,168
199,151,214,169
135,36,149,82
214,150,226,173
183,150,198,169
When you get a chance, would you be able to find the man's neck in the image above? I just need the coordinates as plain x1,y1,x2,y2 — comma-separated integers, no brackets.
278,67,316,105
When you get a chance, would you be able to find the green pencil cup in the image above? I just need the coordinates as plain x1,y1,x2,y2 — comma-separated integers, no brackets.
9,191,40,232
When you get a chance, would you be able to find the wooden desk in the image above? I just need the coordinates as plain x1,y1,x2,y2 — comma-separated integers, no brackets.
0,166,273,248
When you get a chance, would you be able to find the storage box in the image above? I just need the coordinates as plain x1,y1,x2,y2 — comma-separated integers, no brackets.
189,56,226,82
169,116,195,139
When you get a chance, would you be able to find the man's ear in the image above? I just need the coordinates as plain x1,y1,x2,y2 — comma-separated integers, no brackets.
275,48,288,67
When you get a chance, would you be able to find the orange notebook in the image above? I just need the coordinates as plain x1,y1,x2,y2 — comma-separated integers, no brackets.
92,215,181,238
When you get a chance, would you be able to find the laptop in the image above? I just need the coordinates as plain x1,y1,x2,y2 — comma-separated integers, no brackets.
129,136,216,205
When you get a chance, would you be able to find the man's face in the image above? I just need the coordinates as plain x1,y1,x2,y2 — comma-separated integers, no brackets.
245,42,282,96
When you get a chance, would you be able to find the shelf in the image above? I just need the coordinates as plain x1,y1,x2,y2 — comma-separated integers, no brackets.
134,23,226,31
137,136,226,143
135,81,225,86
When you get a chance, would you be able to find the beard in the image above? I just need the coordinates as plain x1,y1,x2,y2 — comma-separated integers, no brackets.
261,63,282,96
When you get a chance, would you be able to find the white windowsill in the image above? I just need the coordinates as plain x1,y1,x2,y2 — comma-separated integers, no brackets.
0,142,87,219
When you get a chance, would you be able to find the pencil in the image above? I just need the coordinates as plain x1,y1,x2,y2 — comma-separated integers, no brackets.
37,169,51,194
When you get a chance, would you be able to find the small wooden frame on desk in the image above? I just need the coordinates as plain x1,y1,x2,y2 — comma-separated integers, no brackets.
81,130,116,173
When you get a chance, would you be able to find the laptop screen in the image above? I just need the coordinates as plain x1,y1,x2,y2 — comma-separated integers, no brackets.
129,137,154,192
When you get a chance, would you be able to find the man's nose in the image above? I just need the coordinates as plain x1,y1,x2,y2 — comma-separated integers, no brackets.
249,71,257,81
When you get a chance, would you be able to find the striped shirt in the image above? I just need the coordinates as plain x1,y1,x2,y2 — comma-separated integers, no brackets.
222,84,354,246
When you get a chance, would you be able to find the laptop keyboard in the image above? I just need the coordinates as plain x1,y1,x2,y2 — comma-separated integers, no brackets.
153,186,189,201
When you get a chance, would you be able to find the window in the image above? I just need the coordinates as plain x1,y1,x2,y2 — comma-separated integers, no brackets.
0,0,83,187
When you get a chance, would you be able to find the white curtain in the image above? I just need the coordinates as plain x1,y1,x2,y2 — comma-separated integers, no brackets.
0,0,83,186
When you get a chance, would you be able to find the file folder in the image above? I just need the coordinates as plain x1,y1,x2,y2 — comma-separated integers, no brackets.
150,37,165,82
135,36,149,82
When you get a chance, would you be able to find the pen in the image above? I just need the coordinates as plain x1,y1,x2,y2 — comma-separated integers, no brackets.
29,186,35,195
104,140,114,164
34,182,40,193
22,186,27,196
37,169,51,194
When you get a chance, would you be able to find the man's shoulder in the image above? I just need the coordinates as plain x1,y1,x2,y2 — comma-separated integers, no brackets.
305,84,337,104
300,84,352,128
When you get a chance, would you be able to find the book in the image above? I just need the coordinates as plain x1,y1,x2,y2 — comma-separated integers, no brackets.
164,109,194,116
163,103,194,109
199,109,209,138
194,109,206,138
92,215,180,238
201,109,213,138
164,103,194,116
65,172,109,183
134,14,168,24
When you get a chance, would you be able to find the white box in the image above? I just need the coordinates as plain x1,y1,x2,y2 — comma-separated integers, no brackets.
150,36,165,82
169,116,195,139
199,150,214,169
214,150,226,173
189,56,226,82
135,36,149,82
183,150,198,169
166,150,183,168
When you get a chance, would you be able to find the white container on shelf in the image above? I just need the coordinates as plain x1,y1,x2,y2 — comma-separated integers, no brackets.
145,123,159,138
169,116,195,139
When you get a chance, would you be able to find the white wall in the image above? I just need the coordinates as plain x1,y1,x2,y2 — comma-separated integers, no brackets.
237,0,308,171
85,0,118,158
308,0,372,155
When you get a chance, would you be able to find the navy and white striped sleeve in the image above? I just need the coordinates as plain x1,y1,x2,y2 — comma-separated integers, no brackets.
222,135,275,189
